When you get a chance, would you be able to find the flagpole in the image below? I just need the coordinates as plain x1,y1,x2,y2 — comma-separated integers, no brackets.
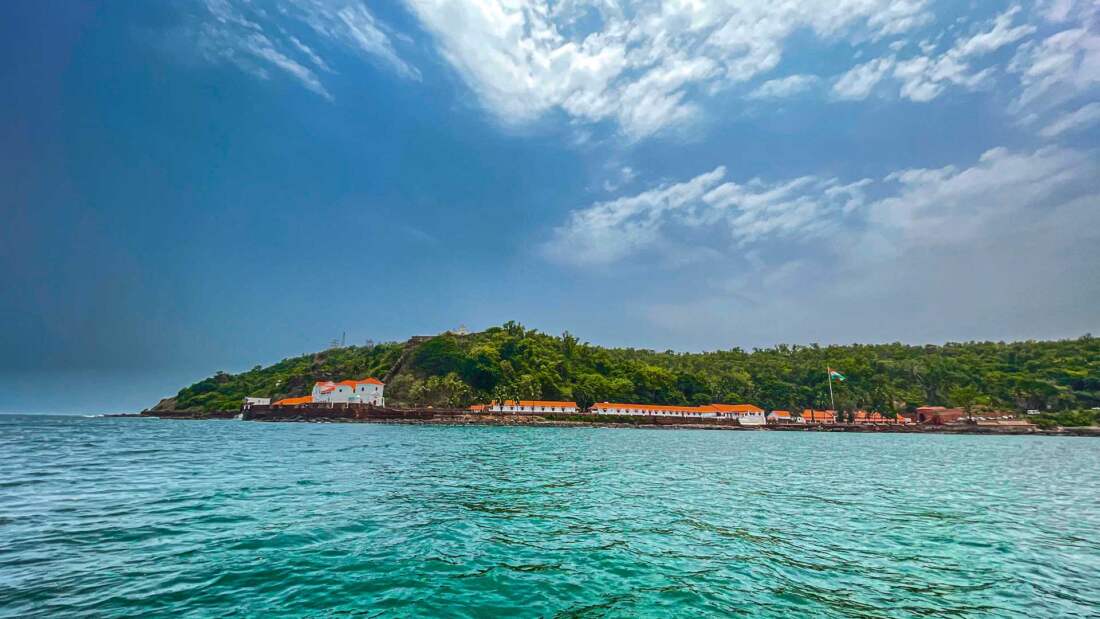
827,366,836,412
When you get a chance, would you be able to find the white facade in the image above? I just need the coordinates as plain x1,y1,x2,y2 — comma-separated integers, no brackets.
710,405,766,425
488,401,578,413
736,412,766,425
591,403,715,418
312,378,385,406
243,397,270,406
590,403,766,422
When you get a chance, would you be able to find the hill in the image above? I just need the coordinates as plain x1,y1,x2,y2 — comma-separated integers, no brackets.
160,322,1100,414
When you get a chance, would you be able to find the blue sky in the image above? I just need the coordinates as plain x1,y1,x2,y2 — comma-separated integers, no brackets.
2,0,1098,412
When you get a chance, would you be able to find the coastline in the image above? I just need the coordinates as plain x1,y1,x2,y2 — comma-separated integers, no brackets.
138,409,1100,437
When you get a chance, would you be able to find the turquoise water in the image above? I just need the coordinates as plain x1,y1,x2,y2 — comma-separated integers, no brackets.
1,416,1098,617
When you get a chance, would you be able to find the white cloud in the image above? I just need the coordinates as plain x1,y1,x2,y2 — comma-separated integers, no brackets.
602,166,638,192
291,0,420,80
547,145,1100,272
573,146,1100,347
1010,27,1100,113
1036,0,1096,23
405,0,931,138
893,6,1035,102
544,166,727,266
833,6,1036,103
833,57,896,100
543,165,871,267
746,74,819,99
1039,102,1100,137
288,35,333,73
868,146,1099,250
953,6,1036,58
187,0,418,100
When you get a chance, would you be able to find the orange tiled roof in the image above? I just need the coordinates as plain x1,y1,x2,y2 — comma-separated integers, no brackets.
709,403,765,413
468,404,486,411
770,410,791,417
315,377,385,389
854,411,897,422
593,402,705,413
494,400,578,408
591,402,764,415
274,396,313,406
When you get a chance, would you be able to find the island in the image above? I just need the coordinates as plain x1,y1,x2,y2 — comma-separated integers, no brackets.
144,322,1100,435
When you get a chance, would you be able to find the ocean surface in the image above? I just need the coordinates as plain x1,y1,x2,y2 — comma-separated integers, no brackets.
1,416,1098,618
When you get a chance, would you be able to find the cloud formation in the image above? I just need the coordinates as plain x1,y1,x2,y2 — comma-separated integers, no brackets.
180,2,1093,140
547,144,1100,271
1010,26,1100,113
559,145,1100,346
188,0,418,100
1040,102,1100,137
405,0,932,138
544,166,871,267
832,6,1036,102
746,74,819,99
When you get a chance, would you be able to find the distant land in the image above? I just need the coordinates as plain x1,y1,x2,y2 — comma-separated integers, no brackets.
153,322,1099,418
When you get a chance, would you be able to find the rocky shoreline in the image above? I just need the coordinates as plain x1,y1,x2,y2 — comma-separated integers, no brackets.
137,409,1100,436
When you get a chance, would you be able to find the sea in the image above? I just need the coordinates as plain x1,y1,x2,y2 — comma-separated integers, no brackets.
1,414,1098,618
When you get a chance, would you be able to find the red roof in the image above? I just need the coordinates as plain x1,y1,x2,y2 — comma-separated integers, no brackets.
769,410,791,417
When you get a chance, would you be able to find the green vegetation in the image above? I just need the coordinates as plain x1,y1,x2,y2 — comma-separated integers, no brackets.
1031,409,1100,429
167,322,1100,419
171,343,404,412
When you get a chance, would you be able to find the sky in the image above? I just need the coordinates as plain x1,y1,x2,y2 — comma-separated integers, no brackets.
2,0,1098,413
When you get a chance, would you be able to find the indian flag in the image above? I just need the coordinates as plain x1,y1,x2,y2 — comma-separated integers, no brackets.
829,369,846,382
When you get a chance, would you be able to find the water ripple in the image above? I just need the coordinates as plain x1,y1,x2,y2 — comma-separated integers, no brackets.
1,416,1099,617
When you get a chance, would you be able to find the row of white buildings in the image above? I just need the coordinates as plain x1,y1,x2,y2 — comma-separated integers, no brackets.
472,400,769,424
259,384,901,427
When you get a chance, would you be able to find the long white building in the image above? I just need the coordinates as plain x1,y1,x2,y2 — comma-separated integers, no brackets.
312,377,385,406
590,402,714,417
488,400,578,413
590,402,766,424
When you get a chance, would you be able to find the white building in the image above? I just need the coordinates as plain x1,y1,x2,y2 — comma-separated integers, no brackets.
589,402,766,423
487,400,578,413
590,403,716,418
243,397,270,406
312,377,385,406
706,404,766,425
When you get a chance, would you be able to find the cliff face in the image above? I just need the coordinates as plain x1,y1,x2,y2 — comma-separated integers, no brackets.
149,397,179,412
